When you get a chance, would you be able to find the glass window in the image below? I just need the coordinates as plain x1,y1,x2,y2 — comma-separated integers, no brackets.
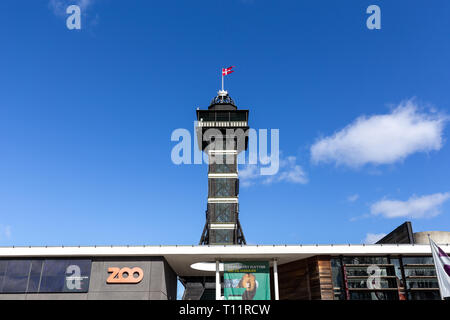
230,112,246,121
347,278,397,289
390,258,403,281
339,256,401,300
210,178,235,197
210,203,234,223
39,260,67,293
349,291,398,300
402,256,434,265
63,260,91,292
390,257,406,299
408,291,441,300
214,164,232,173
330,258,345,300
200,289,217,300
0,259,91,294
343,256,389,265
345,265,392,277
40,259,91,293
399,256,441,300
209,154,236,173
406,278,439,289
198,111,215,121
211,229,234,244
27,260,43,293
403,266,436,277
0,260,7,292
216,112,229,121
2,260,31,293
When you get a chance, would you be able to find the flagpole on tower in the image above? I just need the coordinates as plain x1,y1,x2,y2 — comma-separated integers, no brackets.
220,66,235,96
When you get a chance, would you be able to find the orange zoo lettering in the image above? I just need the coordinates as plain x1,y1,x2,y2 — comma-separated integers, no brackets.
106,267,144,284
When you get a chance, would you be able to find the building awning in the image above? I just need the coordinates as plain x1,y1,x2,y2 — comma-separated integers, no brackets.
0,244,447,277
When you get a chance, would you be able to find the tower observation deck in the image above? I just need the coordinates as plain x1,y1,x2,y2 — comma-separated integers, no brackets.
196,90,249,245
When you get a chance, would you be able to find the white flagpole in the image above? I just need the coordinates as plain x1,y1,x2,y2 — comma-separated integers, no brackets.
222,71,224,92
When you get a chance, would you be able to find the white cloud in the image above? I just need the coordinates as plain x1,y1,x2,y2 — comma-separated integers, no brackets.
0,225,12,239
240,155,308,187
263,156,308,185
310,100,446,167
363,233,387,244
49,0,94,16
239,165,259,187
370,192,450,219
347,194,359,202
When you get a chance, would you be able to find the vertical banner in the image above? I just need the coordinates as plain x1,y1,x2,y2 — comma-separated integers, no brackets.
224,262,271,300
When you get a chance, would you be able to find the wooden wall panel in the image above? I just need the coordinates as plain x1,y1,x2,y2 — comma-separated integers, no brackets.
317,257,334,300
277,256,333,300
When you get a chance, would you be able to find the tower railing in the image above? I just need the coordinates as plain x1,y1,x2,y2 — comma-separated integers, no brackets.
197,121,248,127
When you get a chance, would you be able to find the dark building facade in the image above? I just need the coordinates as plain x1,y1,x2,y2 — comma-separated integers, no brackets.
0,240,448,300
0,256,176,300
276,254,444,300
376,222,415,244
330,255,441,300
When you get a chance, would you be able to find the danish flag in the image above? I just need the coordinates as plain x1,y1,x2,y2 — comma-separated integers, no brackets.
222,66,235,76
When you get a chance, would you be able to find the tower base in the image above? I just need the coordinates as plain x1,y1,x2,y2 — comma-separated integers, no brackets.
199,219,246,245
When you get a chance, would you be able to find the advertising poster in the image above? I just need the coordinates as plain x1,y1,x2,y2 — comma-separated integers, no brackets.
224,262,270,300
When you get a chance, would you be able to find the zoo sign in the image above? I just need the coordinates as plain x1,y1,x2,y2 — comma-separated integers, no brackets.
106,267,144,284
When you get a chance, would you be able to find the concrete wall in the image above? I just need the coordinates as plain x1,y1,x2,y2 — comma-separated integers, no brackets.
0,256,177,300
414,231,450,244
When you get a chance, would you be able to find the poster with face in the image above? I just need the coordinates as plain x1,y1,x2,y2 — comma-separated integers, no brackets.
223,262,270,300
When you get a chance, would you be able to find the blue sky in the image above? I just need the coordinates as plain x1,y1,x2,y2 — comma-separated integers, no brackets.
0,0,449,246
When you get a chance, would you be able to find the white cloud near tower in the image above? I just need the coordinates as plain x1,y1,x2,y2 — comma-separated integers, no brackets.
310,100,446,167
240,155,308,187
48,0,94,16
